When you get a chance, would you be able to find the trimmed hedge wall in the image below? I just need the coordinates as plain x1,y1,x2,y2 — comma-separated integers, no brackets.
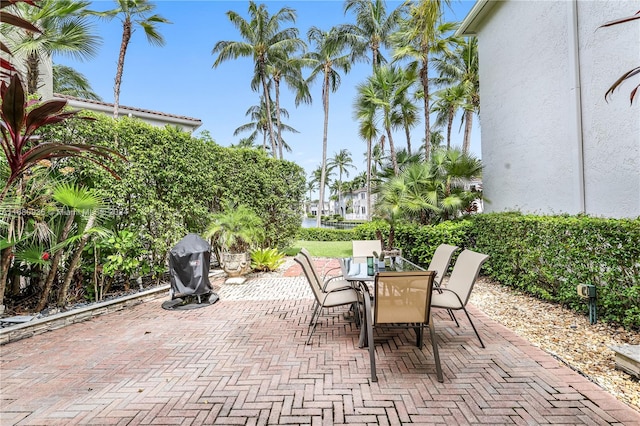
471,213,640,329
298,213,639,330
296,228,354,241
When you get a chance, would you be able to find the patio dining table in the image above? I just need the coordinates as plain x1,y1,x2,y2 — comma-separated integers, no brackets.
339,255,430,348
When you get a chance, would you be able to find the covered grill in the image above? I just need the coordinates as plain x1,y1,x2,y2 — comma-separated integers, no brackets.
168,233,218,304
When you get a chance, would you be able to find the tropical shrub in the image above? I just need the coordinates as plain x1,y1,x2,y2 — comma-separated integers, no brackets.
251,248,285,272
205,203,264,255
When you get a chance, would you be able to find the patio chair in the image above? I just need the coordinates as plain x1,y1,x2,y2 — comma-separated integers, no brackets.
352,240,382,263
360,270,443,383
299,248,348,291
294,254,361,345
427,244,460,287
430,249,489,348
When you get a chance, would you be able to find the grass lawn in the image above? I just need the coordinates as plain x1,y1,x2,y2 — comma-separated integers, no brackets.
283,240,351,258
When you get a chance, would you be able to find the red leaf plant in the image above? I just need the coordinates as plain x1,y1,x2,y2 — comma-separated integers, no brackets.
0,73,126,201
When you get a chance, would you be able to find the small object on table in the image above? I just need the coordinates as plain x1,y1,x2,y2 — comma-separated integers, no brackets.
366,256,374,276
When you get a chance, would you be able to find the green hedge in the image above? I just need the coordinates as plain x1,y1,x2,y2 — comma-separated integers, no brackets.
471,213,640,329
296,228,355,241
41,114,305,269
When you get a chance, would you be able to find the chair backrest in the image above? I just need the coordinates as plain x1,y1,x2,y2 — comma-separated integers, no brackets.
446,250,489,306
299,248,322,283
294,253,323,301
352,240,382,263
374,271,436,325
427,244,459,286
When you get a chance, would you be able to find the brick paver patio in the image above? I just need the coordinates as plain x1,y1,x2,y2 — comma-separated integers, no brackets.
1,259,639,425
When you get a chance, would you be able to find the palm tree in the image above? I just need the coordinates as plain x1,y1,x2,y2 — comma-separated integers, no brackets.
305,26,355,227
305,179,317,214
340,0,405,71
366,65,414,176
354,79,380,220
391,2,455,160
53,63,101,100
37,183,101,311
389,66,419,155
233,96,298,153
327,149,356,217
93,0,170,118
433,36,479,153
213,1,303,158
374,147,482,226
1,0,99,95
428,147,482,220
431,85,465,149
264,45,310,159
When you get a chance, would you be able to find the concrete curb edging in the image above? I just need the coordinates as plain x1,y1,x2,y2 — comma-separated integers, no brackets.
0,284,170,345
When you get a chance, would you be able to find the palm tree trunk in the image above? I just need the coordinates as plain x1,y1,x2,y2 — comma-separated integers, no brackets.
275,78,284,160
421,57,431,161
58,211,96,306
26,51,40,95
114,17,132,118
446,111,454,150
366,137,372,221
463,109,473,153
338,170,342,217
0,247,13,314
36,212,75,312
386,125,399,176
404,122,412,155
260,72,278,158
317,70,330,228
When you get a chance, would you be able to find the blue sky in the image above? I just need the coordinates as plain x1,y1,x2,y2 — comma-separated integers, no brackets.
55,0,478,181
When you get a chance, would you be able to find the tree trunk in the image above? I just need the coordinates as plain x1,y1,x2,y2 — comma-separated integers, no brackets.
421,56,431,161
316,68,330,228
26,51,40,95
0,247,13,314
463,109,473,153
404,122,412,155
114,17,132,118
58,211,96,306
275,78,284,160
386,126,399,176
446,109,454,150
36,212,76,312
367,137,372,221
260,68,277,158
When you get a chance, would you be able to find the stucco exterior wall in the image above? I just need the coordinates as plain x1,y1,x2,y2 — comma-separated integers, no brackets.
475,0,639,218
577,1,639,217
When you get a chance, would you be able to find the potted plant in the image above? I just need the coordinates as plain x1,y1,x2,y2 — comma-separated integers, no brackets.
205,203,264,278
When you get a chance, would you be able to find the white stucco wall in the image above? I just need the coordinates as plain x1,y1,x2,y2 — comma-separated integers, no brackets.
474,0,639,218
578,1,640,217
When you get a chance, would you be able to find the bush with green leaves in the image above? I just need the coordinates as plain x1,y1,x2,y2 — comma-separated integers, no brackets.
38,113,305,284
296,228,354,241
471,213,640,329
251,248,286,272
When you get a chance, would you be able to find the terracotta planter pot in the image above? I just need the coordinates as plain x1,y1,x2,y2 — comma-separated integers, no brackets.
220,252,252,277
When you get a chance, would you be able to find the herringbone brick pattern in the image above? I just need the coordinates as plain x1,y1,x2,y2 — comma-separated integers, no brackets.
1,262,639,425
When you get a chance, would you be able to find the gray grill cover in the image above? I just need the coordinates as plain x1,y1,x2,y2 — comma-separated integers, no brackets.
168,234,213,298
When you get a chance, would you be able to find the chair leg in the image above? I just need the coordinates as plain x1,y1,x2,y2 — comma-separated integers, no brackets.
309,303,320,326
429,319,444,383
447,309,457,323
462,307,485,348
414,326,423,348
306,307,322,345
362,292,377,382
